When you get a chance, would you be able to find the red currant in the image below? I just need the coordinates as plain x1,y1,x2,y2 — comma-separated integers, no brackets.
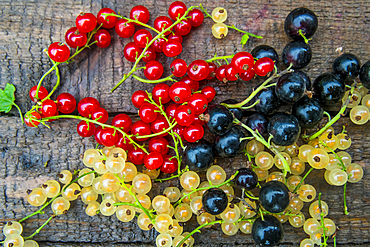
175,105,195,126
112,113,133,133
254,57,274,76
168,33,183,44
240,67,255,81
100,127,118,147
40,99,57,118
179,75,199,92
187,9,204,27
91,107,108,123
128,148,146,165
77,120,96,137
154,16,173,35
65,27,78,48
193,115,205,125
151,38,165,53
151,116,170,137
139,103,158,123
94,126,104,145
174,19,192,36
165,104,178,119
206,62,217,79
215,65,227,82
170,59,187,77
131,90,149,108
183,123,204,142
144,61,164,80
78,97,100,118
160,155,178,174
149,137,169,155
144,152,163,170
173,125,185,139
131,120,151,141
97,8,117,29
188,93,208,115
152,83,171,104
24,112,41,127
201,86,216,102
168,1,187,20
187,60,209,81
69,30,87,47
115,19,135,38
76,13,97,33
116,133,134,151
163,40,182,57
225,64,239,81
124,42,143,62
142,47,157,62
134,29,153,48
48,42,70,63
94,29,111,48
56,93,76,114
29,85,48,102
231,52,254,73
169,81,192,103
130,5,150,24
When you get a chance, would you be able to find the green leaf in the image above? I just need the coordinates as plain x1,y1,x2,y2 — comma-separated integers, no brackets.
240,34,249,47
0,83,16,113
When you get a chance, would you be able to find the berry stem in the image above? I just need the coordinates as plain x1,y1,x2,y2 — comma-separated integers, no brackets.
343,181,349,215
199,4,212,19
292,167,314,194
24,215,54,240
205,55,234,63
259,207,265,221
298,29,311,44
240,99,260,110
245,190,259,200
35,63,59,100
226,24,263,39
104,13,161,34
323,111,331,122
12,102,24,124
318,193,328,246
132,74,177,83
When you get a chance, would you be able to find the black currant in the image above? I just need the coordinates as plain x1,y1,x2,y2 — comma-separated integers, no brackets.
203,105,234,136
259,181,290,213
296,70,312,90
251,45,279,64
202,188,228,215
245,113,269,136
275,72,306,103
282,41,312,69
313,73,345,105
292,95,323,128
360,60,370,89
268,113,301,146
332,53,361,81
214,126,246,158
252,215,283,246
221,99,243,121
254,86,280,116
184,139,215,171
284,7,318,41
235,168,258,191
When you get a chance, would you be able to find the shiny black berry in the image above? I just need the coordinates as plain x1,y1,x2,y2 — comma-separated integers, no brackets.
275,72,306,103
251,45,279,63
204,105,234,135
214,126,246,158
252,215,283,246
202,188,228,215
254,87,280,116
184,139,214,171
333,53,361,81
313,73,345,105
268,113,301,146
282,41,312,69
292,95,323,128
360,60,370,89
245,113,269,136
221,99,243,121
284,7,318,41
259,181,290,213
235,168,258,191
296,70,312,90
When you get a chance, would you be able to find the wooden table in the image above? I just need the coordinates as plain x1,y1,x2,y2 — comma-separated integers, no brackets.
1,0,370,246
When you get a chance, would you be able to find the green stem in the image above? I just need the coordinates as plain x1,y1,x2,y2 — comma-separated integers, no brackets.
318,193,328,246
132,74,177,84
205,55,234,63
136,122,177,139
323,111,331,122
226,24,263,39
105,13,161,34
240,99,260,110
293,167,314,194
245,191,259,200
24,216,54,240
13,103,24,123
259,208,265,221
344,182,349,215
35,63,59,100
42,60,60,102
199,4,212,19
298,29,311,44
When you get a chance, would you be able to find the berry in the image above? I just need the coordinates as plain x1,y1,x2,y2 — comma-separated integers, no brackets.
65,27,78,48
165,104,178,119
152,83,171,104
130,5,150,24
128,148,146,165
69,30,87,47
360,60,370,89
184,139,214,171
99,127,119,147
160,155,178,174
296,70,312,90
240,67,255,81
149,137,169,155
252,215,283,246
275,72,306,103
56,93,76,114
144,152,164,170
282,41,312,69
174,20,192,36
142,47,156,62
173,125,185,139
204,105,233,135
231,52,254,73
77,120,95,137
174,105,195,126
212,23,228,39
151,116,170,136
91,107,108,123
254,57,274,77
254,86,280,115
187,94,208,115
245,113,269,135
124,42,143,62
131,90,149,108
115,19,135,38
152,38,165,53
214,126,246,158
154,16,173,35
170,59,187,77
206,62,217,79
94,29,111,48
215,64,227,82
116,134,134,151
188,9,204,27
251,45,279,63
187,60,209,81
139,103,158,123
94,126,104,145
268,113,301,146
78,97,100,118
259,181,290,213
313,73,345,105
202,188,228,215
131,120,151,141
40,99,57,117
144,61,164,80
212,7,227,23
134,29,153,48
76,13,97,33
221,99,243,121
235,168,258,190
163,40,182,57
48,42,70,63
168,33,183,43
292,96,323,128
179,75,199,92
97,8,117,29
332,53,361,81
169,81,192,103
183,123,204,142
168,1,187,20
284,7,318,41
201,86,216,102
25,112,41,127
225,64,239,81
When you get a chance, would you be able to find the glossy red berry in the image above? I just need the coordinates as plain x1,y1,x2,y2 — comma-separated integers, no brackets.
152,83,171,104
240,67,255,81
76,13,97,33
130,5,150,24
168,1,187,20
215,65,227,82
131,90,149,108
144,61,164,80
144,152,164,170
100,127,118,147
41,99,57,117
179,76,199,92
56,93,76,114
149,137,169,155
231,52,254,73
69,30,87,47
91,107,108,123
48,42,70,63
65,27,78,48
131,120,151,141
152,38,165,53
116,133,134,151
165,104,178,119
94,29,111,48
94,126,104,145
142,47,157,62
24,112,41,127
160,155,178,174
193,115,205,126
254,57,275,76
206,62,217,79
134,29,152,48
139,103,158,123
128,148,146,165
170,59,187,77
151,116,170,137
173,125,185,139
188,94,208,115
29,85,48,102
201,86,216,102
124,42,143,62
163,40,182,57
77,120,96,137
154,16,173,36
175,105,195,126
78,97,100,118
115,19,135,38
112,113,133,133
225,64,239,81
169,81,192,103
187,9,204,27
183,123,204,142
174,19,192,36
187,60,209,81
97,8,117,29
168,33,183,44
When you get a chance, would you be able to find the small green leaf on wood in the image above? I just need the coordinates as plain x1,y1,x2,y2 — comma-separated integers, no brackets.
0,83,16,113
240,34,249,47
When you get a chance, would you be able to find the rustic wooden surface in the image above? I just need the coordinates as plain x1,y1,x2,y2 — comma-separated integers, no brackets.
1,0,370,246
